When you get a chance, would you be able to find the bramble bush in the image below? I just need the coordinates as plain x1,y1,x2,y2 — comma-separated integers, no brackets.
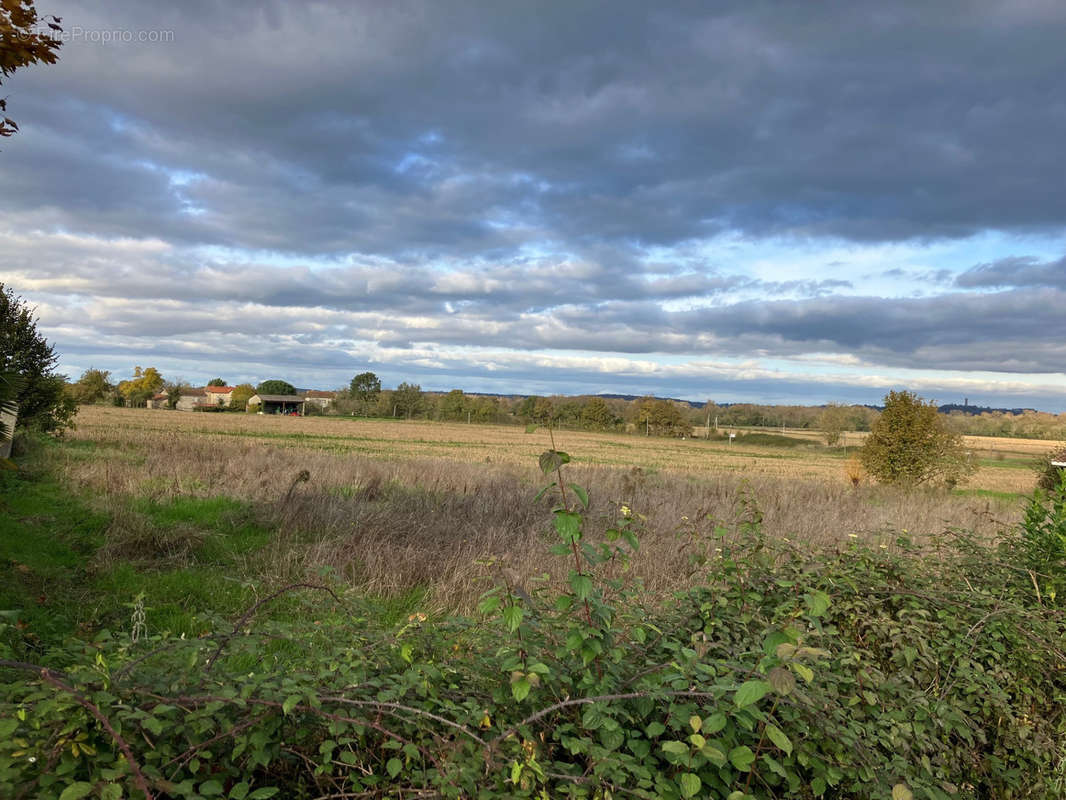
2,449,1065,798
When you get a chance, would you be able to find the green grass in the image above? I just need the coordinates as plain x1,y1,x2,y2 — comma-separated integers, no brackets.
0,446,276,652
1,441,432,659
718,432,814,449
951,487,1026,503
0,462,109,645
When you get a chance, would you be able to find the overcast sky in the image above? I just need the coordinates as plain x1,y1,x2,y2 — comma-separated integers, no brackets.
3,1,1065,409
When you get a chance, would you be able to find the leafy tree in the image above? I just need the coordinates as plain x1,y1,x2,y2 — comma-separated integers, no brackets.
207,377,226,387
440,389,466,421
393,382,424,419
860,390,975,487
256,379,297,396
0,283,76,433
1,1,62,138
350,371,381,404
818,403,851,446
117,367,164,407
229,383,255,412
531,397,555,424
635,397,692,437
580,396,615,430
71,367,114,405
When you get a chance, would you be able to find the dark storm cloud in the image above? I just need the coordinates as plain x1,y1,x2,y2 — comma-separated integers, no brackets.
3,0,1066,256
955,255,1066,289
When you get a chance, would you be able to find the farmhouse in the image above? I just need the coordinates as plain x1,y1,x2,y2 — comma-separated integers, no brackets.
146,392,169,409
175,388,207,411
247,394,306,415
204,385,235,407
302,389,336,410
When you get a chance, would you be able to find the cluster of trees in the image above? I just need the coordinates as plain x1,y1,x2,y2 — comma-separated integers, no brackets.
943,409,1066,441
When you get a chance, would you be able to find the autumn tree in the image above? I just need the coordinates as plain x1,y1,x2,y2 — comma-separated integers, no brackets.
635,397,692,437
71,368,114,404
580,396,615,430
117,367,164,407
860,390,975,487
1,1,62,138
0,283,75,432
230,383,255,412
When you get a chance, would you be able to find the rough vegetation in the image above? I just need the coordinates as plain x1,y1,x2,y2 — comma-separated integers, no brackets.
1,436,1064,799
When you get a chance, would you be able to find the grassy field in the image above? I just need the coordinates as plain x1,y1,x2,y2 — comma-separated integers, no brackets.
0,405,1048,632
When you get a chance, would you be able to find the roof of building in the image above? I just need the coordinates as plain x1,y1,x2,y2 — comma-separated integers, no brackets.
302,390,336,398
204,385,234,394
152,392,169,400
250,394,306,403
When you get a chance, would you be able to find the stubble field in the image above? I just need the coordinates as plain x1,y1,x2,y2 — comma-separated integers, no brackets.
40,405,1055,613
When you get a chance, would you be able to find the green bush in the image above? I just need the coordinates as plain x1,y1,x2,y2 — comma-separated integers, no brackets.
2,452,1064,799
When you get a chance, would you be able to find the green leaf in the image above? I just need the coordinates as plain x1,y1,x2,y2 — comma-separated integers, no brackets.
142,715,163,736
199,780,224,796
386,757,403,778
502,605,523,632
792,662,814,683
511,678,532,701
568,483,589,509
282,694,301,715
0,719,17,737
645,721,666,738
811,777,827,795
100,786,122,800
729,745,756,771
734,679,772,708
58,784,93,800
248,789,279,799
661,740,689,756
477,594,501,614
229,782,250,799
569,573,593,600
678,772,702,798
892,785,914,800
533,482,556,503
805,589,831,617
554,510,583,542
762,754,788,778
702,712,727,734
539,449,570,474
764,723,793,756
699,742,728,767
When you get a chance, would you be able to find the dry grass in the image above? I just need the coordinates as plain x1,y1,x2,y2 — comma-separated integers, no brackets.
71,407,1054,492
54,406,1036,611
